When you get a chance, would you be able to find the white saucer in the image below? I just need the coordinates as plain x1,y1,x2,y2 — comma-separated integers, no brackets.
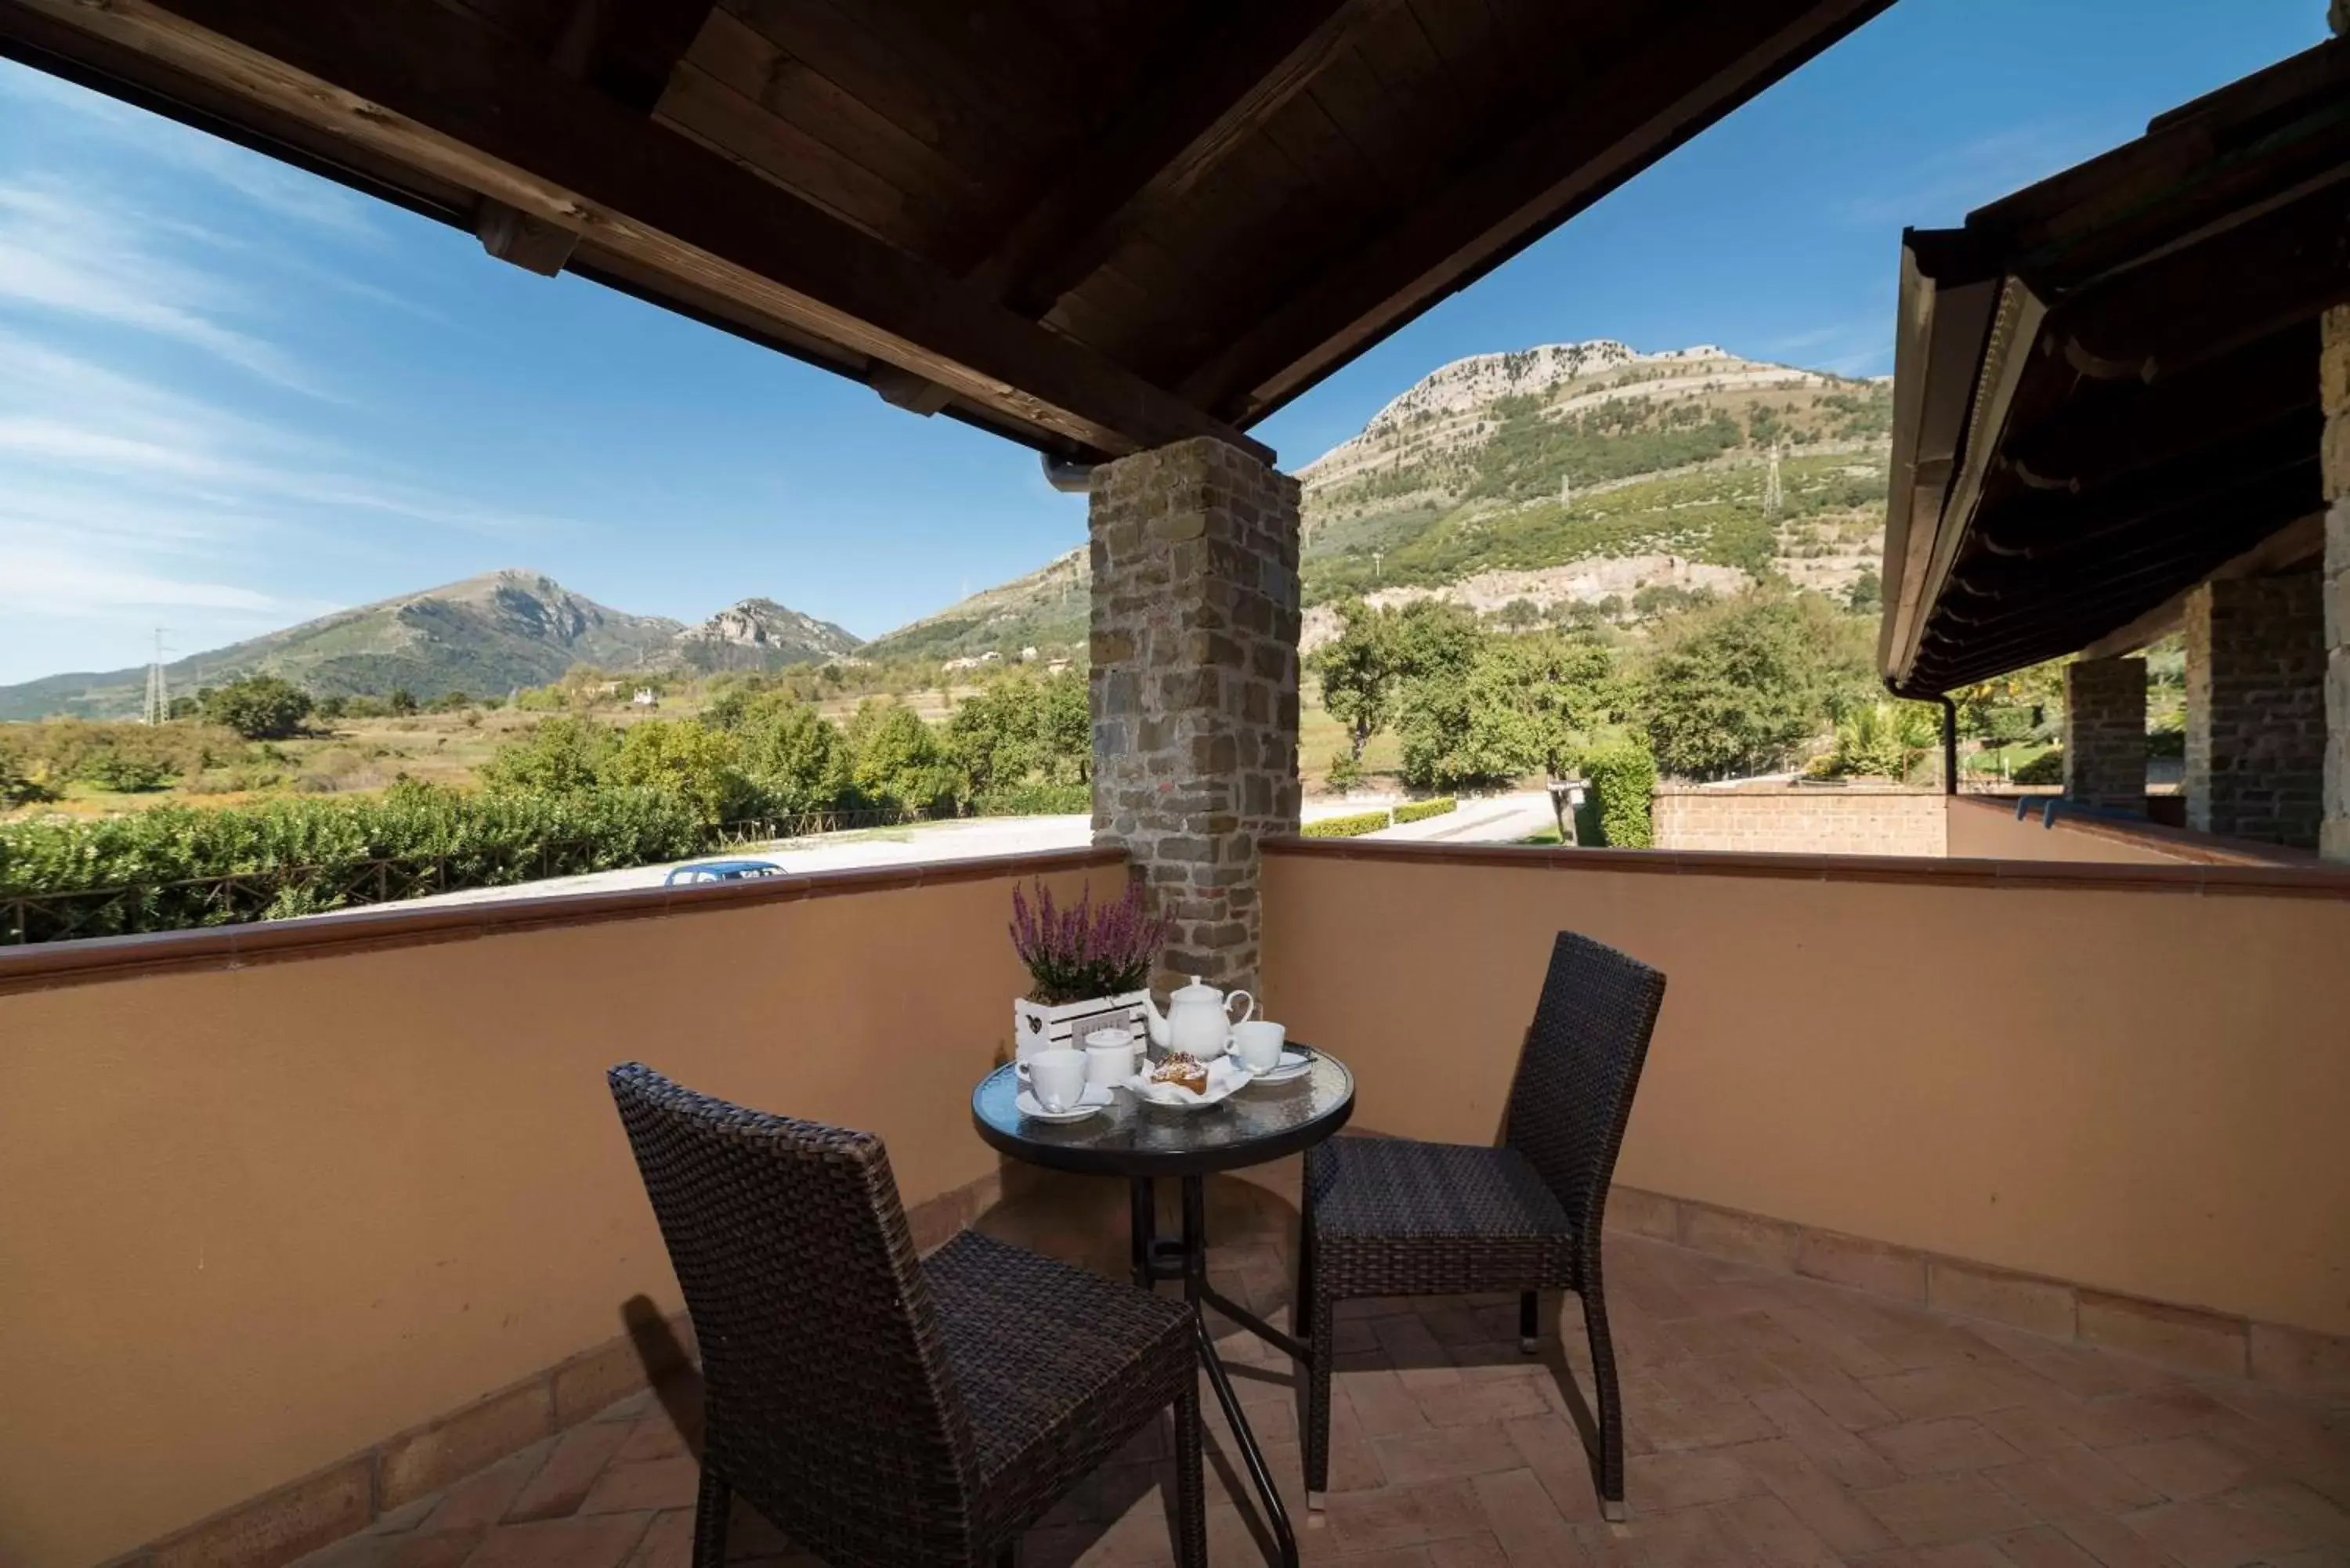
1018,1084,1113,1122
1246,1050,1312,1085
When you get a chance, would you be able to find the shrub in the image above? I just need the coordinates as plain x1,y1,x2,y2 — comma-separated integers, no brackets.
2012,749,2064,785
1009,878,1170,1005
77,751,176,792
1301,809,1390,839
971,782,1091,817
1582,742,1657,848
1393,797,1457,825
199,675,314,739
1325,749,1365,792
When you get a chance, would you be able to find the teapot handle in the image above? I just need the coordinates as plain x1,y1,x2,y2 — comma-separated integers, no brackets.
1225,989,1256,1025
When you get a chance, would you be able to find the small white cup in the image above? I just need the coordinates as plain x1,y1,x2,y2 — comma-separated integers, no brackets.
1083,1029,1137,1087
1029,1048,1090,1113
1233,1020,1286,1075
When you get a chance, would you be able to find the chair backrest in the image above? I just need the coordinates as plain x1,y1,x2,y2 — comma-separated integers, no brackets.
1502,931,1666,1245
608,1064,978,1561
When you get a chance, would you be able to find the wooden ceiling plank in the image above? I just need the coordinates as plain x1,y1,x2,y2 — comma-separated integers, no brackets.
685,9,993,225
970,0,1378,317
1177,0,1893,423
27,0,1267,461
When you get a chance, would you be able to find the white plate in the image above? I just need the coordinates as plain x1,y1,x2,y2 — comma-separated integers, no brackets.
1246,1050,1313,1085
1128,1059,1249,1111
1017,1084,1113,1122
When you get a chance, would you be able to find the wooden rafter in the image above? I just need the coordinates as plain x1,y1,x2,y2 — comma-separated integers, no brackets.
7,0,1272,463
966,0,1378,318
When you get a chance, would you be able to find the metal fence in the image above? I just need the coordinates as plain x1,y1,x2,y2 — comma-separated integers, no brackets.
0,804,939,947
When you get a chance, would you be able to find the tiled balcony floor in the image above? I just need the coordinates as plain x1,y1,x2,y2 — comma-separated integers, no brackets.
295,1174,2350,1568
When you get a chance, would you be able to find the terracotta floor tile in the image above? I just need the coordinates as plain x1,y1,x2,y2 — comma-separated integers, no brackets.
2103,1436,2261,1501
463,1513,653,1568
1856,1473,2037,1548
1866,1417,2028,1477
280,1234,2350,1568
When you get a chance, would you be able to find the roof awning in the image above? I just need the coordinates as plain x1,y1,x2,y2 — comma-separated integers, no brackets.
1878,38,2350,697
2,0,1892,466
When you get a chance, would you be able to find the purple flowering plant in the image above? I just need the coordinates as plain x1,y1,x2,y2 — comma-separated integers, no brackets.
1010,879,1172,1005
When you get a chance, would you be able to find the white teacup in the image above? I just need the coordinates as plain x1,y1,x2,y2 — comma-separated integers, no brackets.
1232,1020,1287,1074
1029,1048,1089,1113
1083,1029,1137,1086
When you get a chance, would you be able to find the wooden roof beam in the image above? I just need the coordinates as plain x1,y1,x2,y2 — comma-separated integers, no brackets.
1177,0,1893,424
967,0,1378,319
14,0,1270,464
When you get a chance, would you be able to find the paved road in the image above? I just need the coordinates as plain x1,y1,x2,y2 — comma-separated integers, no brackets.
358,792,1555,916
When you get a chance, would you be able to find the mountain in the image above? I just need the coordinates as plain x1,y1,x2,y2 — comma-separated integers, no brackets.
859,547,1090,663
859,341,1893,657
673,598,860,671
0,573,849,721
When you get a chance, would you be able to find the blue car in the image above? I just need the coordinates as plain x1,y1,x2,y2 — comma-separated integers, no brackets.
663,859,783,886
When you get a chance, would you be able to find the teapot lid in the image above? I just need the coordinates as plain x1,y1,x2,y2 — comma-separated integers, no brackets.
1170,978,1223,1000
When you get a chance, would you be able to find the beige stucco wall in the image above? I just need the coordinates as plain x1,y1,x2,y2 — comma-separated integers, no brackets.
0,858,1115,1568
1262,846,2350,1341
1651,786,1947,857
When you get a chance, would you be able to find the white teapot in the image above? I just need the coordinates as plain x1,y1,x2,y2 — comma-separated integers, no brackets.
1141,980,1256,1061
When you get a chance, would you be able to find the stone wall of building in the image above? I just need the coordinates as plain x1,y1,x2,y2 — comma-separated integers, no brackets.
1650,787,1947,857
1089,437,1302,995
2063,657,2149,814
2185,572,2327,849
2324,304,2349,862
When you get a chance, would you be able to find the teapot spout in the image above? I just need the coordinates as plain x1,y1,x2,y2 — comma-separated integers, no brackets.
1138,992,1170,1048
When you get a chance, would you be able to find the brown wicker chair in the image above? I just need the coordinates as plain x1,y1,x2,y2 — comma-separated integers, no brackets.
609,1064,1205,1568
1297,930,1665,1519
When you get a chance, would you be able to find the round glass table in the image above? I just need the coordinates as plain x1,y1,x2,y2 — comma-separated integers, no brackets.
971,1051,1354,1568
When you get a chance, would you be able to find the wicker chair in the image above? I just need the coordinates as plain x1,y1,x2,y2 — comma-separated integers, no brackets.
1297,930,1665,1519
609,1064,1204,1568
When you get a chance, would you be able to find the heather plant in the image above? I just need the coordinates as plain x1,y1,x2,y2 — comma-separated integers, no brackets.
1008,879,1171,1006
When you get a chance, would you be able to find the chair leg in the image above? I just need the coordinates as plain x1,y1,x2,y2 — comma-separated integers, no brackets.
1303,1281,1336,1508
692,1465,731,1567
996,1545,1019,1568
1520,1290,1541,1354
1582,1288,1627,1521
1172,1379,1206,1568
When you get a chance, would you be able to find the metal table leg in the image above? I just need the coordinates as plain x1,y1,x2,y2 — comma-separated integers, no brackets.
1161,1175,1300,1568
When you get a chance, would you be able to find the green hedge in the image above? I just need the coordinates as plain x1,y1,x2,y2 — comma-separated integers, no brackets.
969,782,1092,816
1393,797,1458,826
1581,743,1657,848
1301,809,1392,840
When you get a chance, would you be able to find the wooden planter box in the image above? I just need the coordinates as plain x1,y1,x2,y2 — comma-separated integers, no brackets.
1013,991,1148,1060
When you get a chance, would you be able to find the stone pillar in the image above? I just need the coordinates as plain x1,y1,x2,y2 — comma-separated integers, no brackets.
2062,657,2148,815
1090,436,1301,994
2184,572,2326,847
2323,304,2350,860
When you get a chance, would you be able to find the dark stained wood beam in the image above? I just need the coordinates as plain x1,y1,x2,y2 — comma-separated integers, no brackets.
9,0,1269,463
967,0,1379,318
1175,0,1895,425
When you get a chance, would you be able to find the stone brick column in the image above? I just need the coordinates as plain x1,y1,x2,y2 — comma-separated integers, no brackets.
2323,304,2350,860
1090,436,1301,994
2184,572,2326,847
2062,657,2148,815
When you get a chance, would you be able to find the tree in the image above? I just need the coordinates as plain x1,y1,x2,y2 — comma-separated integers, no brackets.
734,694,854,812
478,716,619,795
1640,591,1863,779
1314,598,1403,767
388,687,419,717
598,719,754,822
1396,633,1619,792
1820,701,1940,782
846,699,958,811
313,694,348,721
199,674,314,739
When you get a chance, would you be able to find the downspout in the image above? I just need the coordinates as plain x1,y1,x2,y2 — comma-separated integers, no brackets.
1042,453,1097,493
1940,695,1959,796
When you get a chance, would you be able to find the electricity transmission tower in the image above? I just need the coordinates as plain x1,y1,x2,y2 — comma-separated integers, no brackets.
1762,440,1785,515
143,628,172,725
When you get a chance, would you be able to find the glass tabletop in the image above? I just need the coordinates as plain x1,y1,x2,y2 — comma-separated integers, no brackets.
971,1050,1355,1177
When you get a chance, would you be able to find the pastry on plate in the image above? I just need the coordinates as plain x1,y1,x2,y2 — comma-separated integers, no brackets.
1150,1053,1209,1095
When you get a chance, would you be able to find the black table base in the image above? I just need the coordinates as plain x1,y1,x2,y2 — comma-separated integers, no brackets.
1131,1175,1302,1568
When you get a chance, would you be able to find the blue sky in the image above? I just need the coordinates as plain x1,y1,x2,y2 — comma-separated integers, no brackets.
0,0,2324,684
